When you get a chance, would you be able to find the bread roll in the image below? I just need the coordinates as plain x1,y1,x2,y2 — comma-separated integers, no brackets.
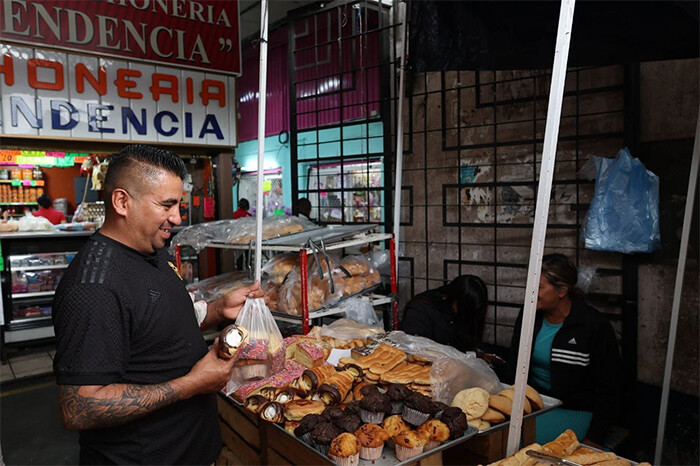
499,443,542,466
283,399,325,421
543,429,579,457
498,388,533,414
481,407,506,423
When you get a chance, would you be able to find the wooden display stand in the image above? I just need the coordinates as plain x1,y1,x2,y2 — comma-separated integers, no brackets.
216,393,535,466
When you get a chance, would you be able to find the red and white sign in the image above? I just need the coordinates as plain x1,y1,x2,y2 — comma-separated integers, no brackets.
0,44,237,146
0,0,241,76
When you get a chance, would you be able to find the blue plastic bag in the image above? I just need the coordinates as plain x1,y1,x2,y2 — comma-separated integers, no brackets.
581,148,660,254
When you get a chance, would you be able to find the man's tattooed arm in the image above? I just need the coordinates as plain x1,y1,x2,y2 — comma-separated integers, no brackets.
58,382,185,431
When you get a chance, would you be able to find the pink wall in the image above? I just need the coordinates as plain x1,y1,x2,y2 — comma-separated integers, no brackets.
237,8,381,142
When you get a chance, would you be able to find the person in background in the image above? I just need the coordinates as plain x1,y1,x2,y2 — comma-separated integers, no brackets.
402,275,489,353
52,145,264,464
33,193,66,225
233,198,251,219
293,197,313,221
504,253,621,448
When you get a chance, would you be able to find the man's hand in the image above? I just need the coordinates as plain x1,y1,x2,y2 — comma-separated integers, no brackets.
181,338,237,395
199,282,265,330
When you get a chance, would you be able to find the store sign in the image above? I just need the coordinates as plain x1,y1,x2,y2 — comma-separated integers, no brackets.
0,44,237,146
0,0,241,75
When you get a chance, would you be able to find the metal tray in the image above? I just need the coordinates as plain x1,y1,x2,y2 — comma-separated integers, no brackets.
262,224,380,247
274,423,478,466
475,384,563,436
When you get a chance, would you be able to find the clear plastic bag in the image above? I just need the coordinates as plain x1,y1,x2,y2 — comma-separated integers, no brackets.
261,253,299,285
186,271,252,302
225,297,285,395
366,249,391,277
581,148,661,254
170,219,238,253
340,296,381,326
318,317,385,340
277,259,343,315
226,215,318,244
17,213,54,231
373,331,502,401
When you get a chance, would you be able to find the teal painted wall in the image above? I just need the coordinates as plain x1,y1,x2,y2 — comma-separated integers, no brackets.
233,121,384,210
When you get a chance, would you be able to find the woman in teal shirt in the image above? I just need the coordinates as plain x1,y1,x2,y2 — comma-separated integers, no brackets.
505,254,622,448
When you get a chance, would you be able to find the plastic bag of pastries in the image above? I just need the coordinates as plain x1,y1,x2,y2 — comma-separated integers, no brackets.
262,253,299,285
277,259,342,315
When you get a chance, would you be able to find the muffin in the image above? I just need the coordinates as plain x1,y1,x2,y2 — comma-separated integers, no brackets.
386,383,412,414
328,432,361,466
402,393,432,426
334,414,363,434
381,414,411,449
311,421,343,456
322,406,345,423
353,381,380,401
438,406,469,439
354,423,390,460
344,400,361,416
359,393,392,424
394,430,426,461
417,419,450,450
294,413,321,445
429,401,450,419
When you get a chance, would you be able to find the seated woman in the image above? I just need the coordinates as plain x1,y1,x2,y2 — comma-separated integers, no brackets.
504,254,621,447
401,275,488,353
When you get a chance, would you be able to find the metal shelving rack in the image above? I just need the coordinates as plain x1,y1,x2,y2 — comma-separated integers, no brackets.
175,225,398,333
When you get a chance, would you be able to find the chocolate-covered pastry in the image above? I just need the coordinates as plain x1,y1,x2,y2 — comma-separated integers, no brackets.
217,324,248,360
244,394,267,413
259,401,285,423
321,405,345,422
318,371,354,405
338,362,364,378
258,386,277,400
334,413,363,433
301,365,337,391
274,389,299,404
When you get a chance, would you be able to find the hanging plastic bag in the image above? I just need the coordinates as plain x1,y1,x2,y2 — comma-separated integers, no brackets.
581,148,660,254
340,296,381,326
224,297,285,395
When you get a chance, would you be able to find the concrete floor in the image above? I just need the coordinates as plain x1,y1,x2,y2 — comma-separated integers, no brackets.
0,373,79,465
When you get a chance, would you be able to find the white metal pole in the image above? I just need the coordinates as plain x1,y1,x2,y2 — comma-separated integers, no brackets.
654,112,700,465
392,0,407,254
506,0,576,455
254,0,270,283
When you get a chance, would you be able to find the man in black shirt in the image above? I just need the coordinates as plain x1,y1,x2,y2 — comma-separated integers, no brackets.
53,145,263,464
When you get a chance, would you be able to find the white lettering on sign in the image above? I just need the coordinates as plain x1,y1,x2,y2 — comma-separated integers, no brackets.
0,44,236,146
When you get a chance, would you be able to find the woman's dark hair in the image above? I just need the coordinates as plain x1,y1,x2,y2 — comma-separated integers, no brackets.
239,198,250,210
442,275,488,351
541,253,585,301
37,193,51,209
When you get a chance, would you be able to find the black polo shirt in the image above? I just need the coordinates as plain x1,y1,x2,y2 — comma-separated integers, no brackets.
53,232,220,465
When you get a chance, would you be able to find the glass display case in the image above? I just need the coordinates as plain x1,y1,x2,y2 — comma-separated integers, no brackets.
305,158,383,224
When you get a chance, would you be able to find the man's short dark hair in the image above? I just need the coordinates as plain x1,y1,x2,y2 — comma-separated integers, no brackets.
294,197,312,216
239,198,250,210
104,145,187,210
37,193,51,208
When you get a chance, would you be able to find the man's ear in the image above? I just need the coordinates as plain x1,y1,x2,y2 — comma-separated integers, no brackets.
111,189,130,217
557,285,569,299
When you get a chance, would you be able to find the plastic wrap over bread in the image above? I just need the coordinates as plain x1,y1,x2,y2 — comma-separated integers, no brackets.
225,297,285,395
170,219,239,253
374,331,501,402
262,253,299,285
331,255,381,295
277,259,342,315
186,271,252,303
318,318,385,340
226,216,318,244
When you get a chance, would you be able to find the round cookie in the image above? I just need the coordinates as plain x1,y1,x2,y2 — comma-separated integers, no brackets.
451,387,490,420
498,388,533,414
488,394,513,416
481,407,506,423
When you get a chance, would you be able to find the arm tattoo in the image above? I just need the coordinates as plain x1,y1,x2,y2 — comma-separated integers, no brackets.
59,383,178,430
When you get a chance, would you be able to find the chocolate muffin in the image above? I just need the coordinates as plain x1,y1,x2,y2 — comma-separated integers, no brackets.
429,401,450,419
438,407,468,439
402,393,432,426
386,384,412,414
344,400,361,416
360,383,380,398
359,393,392,424
334,413,363,433
294,413,321,445
311,421,343,456
321,405,345,422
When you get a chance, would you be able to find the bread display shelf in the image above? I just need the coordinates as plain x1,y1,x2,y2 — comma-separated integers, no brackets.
273,421,478,466
271,284,386,324
208,230,391,252
475,384,562,437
